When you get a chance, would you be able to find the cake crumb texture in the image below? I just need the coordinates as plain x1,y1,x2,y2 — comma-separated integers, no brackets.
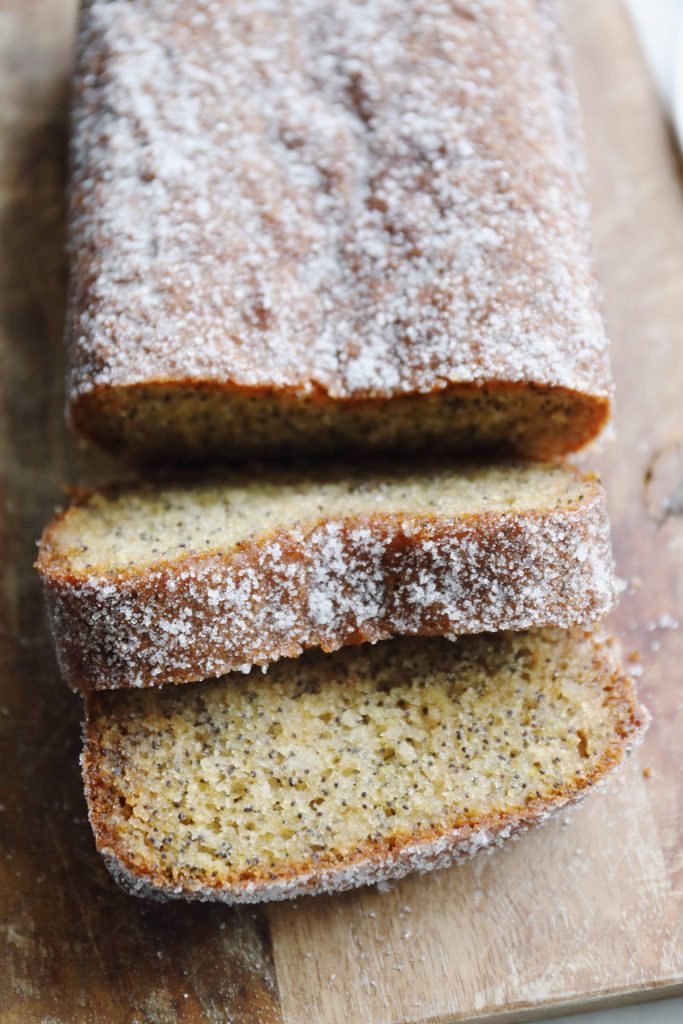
83,630,647,903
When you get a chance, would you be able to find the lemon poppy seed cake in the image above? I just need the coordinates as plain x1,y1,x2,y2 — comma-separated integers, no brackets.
83,631,647,904
41,0,638,913
37,461,615,691
68,0,611,463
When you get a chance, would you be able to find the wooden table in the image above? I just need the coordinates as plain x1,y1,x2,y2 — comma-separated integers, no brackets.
0,2,681,1021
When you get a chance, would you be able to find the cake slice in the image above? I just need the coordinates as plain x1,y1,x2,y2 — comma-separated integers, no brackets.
83,630,647,904
68,0,611,463
36,461,615,691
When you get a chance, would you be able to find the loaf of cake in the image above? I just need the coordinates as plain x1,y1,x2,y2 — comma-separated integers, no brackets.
67,0,611,463
83,630,647,904
43,0,642,915
36,461,615,691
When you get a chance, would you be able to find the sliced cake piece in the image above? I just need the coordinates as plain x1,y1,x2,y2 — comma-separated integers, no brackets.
37,462,614,691
83,630,647,904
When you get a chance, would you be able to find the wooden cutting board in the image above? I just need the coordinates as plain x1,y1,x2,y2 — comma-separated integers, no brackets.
0,2,681,1022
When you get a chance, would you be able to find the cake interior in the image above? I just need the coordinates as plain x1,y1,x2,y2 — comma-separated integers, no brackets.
73,384,609,469
46,460,593,574
85,632,637,889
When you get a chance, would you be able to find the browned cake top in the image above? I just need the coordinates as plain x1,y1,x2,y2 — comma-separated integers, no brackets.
68,0,611,405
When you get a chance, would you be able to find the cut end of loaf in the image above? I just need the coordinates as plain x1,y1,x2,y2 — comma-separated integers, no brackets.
68,0,613,463
70,382,610,466
83,631,647,904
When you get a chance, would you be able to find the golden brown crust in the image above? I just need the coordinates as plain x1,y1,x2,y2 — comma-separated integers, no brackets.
37,468,615,691
81,652,648,904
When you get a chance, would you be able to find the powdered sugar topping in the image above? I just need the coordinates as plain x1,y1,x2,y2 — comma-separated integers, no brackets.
68,0,611,401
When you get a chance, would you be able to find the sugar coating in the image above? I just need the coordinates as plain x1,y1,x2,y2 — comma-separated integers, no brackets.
67,0,611,454
37,464,616,690
83,631,648,904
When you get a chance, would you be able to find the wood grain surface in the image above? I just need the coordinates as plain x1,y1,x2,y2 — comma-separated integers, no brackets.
0,2,681,1022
